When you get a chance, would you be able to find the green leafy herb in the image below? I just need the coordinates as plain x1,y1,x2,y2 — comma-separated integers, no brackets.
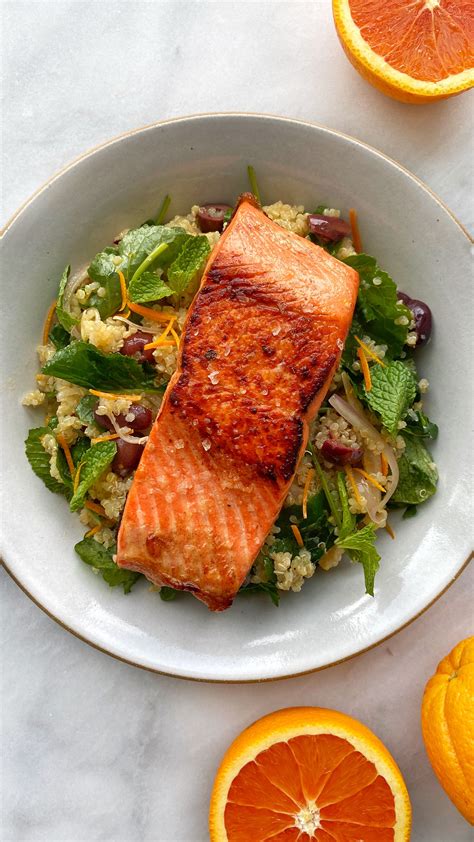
128,270,173,304
75,538,140,594
167,236,211,296
343,254,412,355
239,580,280,606
159,586,178,601
89,276,122,319
71,436,91,466
336,523,381,596
42,341,164,393
313,205,327,214
402,505,418,519
274,489,334,565
247,165,261,204
69,440,117,511
336,472,356,539
48,415,59,430
55,448,73,493
223,208,233,224
404,410,438,440
155,194,171,226
76,395,99,425
25,427,69,496
56,265,79,332
363,361,417,436
119,225,188,277
307,444,341,529
88,247,119,283
391,436,438,505
49,323,71,350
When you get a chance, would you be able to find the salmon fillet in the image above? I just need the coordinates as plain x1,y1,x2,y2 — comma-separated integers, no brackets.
116,195,359,610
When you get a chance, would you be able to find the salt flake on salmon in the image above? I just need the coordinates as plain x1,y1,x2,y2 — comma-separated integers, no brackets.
116,195,359,610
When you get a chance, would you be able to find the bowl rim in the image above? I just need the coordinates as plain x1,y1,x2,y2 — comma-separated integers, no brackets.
2,111,472,683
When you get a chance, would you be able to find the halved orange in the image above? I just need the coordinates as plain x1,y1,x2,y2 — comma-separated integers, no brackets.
209,707,411,841
333,0,474,103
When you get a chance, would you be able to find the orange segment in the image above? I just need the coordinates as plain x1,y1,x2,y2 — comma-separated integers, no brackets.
209,707,411,841
333,0,474,103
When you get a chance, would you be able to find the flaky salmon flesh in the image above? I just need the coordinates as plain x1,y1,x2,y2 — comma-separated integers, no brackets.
116,195,359,610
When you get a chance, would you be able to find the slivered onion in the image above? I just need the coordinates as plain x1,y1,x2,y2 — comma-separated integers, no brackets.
104,410,149,446
328,394,399,509
112,315,155,332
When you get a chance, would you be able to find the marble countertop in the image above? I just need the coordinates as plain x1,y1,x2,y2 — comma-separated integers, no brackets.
2,3,472,841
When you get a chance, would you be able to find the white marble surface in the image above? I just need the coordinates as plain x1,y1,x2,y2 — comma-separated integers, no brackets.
1,2,473,841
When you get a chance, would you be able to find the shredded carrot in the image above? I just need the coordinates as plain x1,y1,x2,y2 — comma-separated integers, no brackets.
127,300,175,323
302,468,315,519
56,433,75,478
349,208,362,253
90,433,120,444
354,467,386,493
85,524,101,538
42,300,57,346
84,500,106,517
345,465,363,507
143,316,177,350
143,340,175,350
170,327,181,349
357,347,372,391
380,453,389,477
117,270,128,311
89,389,142,401
354,335,386,368
385,522,396,540
73,463,82,493
291,524,304,548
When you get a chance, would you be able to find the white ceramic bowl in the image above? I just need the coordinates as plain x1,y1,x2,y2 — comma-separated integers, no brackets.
1,114,472,681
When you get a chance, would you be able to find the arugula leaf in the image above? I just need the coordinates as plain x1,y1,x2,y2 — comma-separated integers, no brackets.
404,409,438,440
239,580,280,606
128,271,173,304
344,254,412,355
42,341,164,393
74,538,140,594
119,225,188,276
56,266,79,332
69,440,117,511
336,523,380,596
25,427,68,496
49,323,71,350
363,361,417,436
391,436,438,505
167,236,211,296
76,395,98,425
159,586,178,601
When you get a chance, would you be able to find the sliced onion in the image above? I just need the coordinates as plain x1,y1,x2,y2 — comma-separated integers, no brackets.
112,315,155,333
329,393,399,509
105,410,149,446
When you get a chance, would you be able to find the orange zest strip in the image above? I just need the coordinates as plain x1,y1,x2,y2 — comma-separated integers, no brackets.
90,433,120,444
56,433,75,478
85,524,101,538
144,316,177,350
349,208,362,253
127,300,175,323
143,340,175,351
385,522,396,540
121,307,130,319
42,300,57,346
357,347,372,391
345,464,363,507
84,500,107,517
380,453,389,477
73,463,82,493
354,335,386,367
291,524,304,548
117,270,128,311
354,467,386,493
89,389,142,401
302,468,315,519
170,327,181,349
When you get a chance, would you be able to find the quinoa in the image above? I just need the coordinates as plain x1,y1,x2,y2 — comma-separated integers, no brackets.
263,201,310,237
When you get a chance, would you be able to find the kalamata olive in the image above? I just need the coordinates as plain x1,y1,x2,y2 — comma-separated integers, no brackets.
308,214,352,243
112,439,145,477
94,404,152,433
120,330,155,364
397,291,433,346
196,204,233,233
321,439,363,466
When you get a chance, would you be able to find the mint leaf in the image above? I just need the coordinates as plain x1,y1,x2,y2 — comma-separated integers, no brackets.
75,538,140,594
364,361,417,435
159,586,178,602
76,395,98,425
71,436,91,466
88,247,119,284
391,436,438,505
56,265,79,332
239,580,280,606
336,523,380,596
89,276,122,319
49,323,71,350
168,236,211,296
343,254,412,355
128,271,173,304
336,472,356,539
119,225,188,277
25,427,68,496
42,341,164,393
404,410,438,440
69,440,116,511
